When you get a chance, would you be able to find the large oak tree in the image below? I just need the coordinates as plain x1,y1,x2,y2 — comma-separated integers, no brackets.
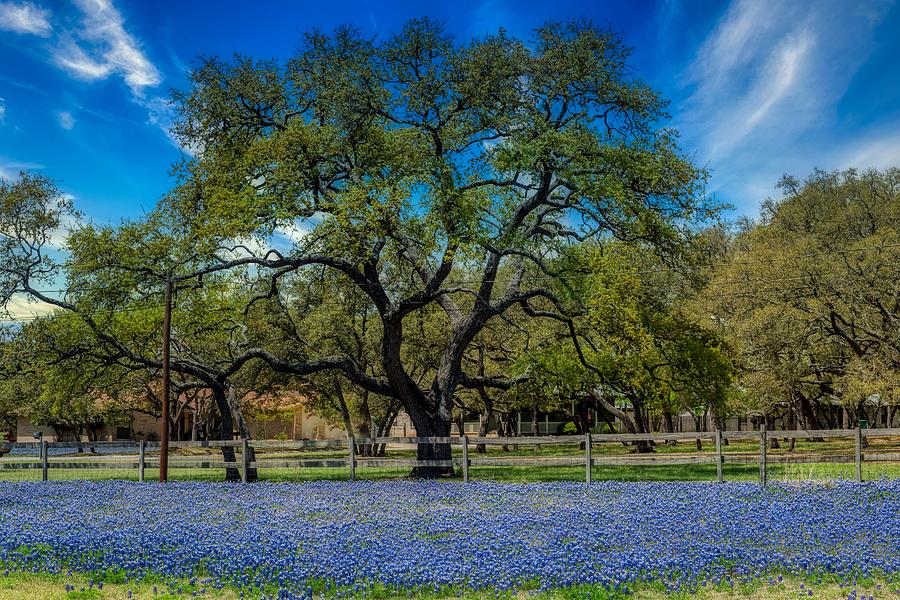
157,19,713,473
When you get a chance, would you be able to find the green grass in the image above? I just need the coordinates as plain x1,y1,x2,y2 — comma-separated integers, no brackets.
2,461,900,483
0,572,242,599
3,436,900,483
0,572,894,600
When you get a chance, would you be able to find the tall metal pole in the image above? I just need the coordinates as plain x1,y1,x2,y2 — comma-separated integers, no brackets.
160,278,173,483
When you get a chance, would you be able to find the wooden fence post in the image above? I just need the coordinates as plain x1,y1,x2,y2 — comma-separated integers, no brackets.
462,435,469,483
348,437,356,482
855,427,862,482
585,433,592,484
759,427,767,486
241,438,249,484
41,441,48,482
715,430,723,483
138,440,145,483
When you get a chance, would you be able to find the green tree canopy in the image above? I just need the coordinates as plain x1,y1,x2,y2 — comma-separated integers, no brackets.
697,168,900,429
159,19,715,472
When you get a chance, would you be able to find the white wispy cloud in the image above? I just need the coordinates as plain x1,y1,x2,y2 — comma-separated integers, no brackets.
674,0,893,213
219,236,273,261
139,94,194,152
218,215,324,259
53,0,161,95
837,122,900,171
708,30,813,158
57,110,75,130
274,214,324,246
54,36,114,80
2,293,56,323
0,158,42,181
46,193,81,249
0,96,5,122
0,1,51,36
679,0,820,161
687,0,780,95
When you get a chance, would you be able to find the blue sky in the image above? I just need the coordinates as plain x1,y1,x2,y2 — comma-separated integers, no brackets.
1,0,900,226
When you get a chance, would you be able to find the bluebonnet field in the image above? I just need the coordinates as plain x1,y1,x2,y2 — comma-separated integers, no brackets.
0,480,898,599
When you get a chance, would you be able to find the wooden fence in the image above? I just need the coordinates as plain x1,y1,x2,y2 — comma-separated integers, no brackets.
2,427,900,484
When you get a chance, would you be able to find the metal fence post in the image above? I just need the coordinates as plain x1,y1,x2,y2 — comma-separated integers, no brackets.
462,435,469,483
759,427,767,486
138,440,145,483
41,441,48,482
585,432,592,484
348,437,356,482
715,429,724,483
855,427,862,482
241,438,249,484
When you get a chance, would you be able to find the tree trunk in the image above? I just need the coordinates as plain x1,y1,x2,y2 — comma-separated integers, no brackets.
210,384,258,483
358,388,379,457
636,400,655,451
475,391,493,454
173,396,189,442
576,402,591,435
334,378,369,456
511,411,520,451
766,415,780,449
662,411,678,446
86,427,97,454
408,410,454,478
497,412,518,452
373,405,398,457
594,405,627,447
629,396,654,453
591,393,652,453
690,412,704,451
796,391,825,441
70,426,86,454
191,400,199,442
213,386,240,482
784,403,796,451
711,411,729,446
475,409,491,453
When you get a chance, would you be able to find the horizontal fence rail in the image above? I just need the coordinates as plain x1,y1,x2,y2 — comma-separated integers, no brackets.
3,427,900,484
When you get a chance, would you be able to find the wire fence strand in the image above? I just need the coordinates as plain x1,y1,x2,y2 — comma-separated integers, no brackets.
3,429,899,484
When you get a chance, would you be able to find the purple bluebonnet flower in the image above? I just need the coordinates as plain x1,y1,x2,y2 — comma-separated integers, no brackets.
0,481,897,598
